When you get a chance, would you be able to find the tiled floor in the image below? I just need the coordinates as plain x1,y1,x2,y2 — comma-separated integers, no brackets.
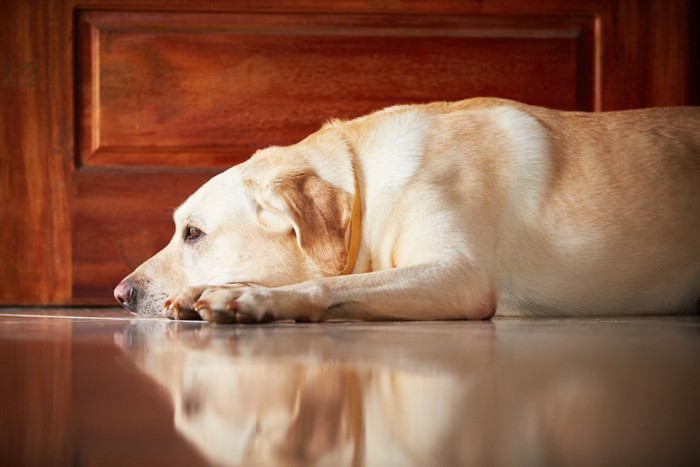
1,309,699,466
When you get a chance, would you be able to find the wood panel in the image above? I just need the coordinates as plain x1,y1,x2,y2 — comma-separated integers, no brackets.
0,0,73,305
78,11,595,169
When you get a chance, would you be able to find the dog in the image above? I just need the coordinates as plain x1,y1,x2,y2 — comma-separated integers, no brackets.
114,98,700,323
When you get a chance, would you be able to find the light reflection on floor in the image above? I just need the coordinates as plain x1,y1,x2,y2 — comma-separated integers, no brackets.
1,309,700,466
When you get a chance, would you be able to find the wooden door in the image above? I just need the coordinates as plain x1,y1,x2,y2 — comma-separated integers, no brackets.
0,0,694,305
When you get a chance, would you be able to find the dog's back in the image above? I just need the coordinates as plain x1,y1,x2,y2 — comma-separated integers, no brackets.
349,99,700,316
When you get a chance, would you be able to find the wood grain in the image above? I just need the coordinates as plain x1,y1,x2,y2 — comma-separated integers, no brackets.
600,0,691,109
0,0,72,304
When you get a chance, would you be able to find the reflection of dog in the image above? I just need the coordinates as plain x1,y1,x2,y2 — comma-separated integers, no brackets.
115,99,700,322
117,321,700,466
116,321,481,466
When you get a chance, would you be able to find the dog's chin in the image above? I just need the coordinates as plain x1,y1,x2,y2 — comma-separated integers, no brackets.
120,301,166,319
135,308,167,319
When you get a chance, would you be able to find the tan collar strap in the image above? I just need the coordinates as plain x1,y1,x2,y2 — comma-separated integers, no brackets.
340,174,362,275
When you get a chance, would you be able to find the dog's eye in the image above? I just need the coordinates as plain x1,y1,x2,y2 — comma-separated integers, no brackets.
184,225,204,243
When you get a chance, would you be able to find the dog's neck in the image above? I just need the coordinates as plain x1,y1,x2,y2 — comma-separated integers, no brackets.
340,173,362,275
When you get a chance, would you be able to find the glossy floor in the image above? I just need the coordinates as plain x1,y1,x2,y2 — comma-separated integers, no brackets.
1,309,699,466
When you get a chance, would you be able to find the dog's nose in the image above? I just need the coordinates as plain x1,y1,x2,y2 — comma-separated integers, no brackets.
114,281,137,312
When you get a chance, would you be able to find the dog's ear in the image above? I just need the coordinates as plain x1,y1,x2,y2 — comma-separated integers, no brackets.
251,171,352,275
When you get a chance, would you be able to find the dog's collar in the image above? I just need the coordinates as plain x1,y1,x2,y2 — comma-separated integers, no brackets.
340,174,362,275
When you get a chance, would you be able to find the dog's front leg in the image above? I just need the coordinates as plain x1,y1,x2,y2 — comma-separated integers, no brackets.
193,262,495,324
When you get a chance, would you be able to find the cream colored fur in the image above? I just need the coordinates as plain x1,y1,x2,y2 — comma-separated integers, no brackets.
115,98,700,322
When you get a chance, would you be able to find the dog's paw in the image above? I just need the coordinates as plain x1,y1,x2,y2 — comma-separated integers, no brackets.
194,285,326,325
163,285,210,320
194,287,273,324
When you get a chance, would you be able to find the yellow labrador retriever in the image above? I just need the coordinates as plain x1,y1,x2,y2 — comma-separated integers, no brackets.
114,98,700,323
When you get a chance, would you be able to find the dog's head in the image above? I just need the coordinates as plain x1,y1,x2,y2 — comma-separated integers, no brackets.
114,129,356,316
